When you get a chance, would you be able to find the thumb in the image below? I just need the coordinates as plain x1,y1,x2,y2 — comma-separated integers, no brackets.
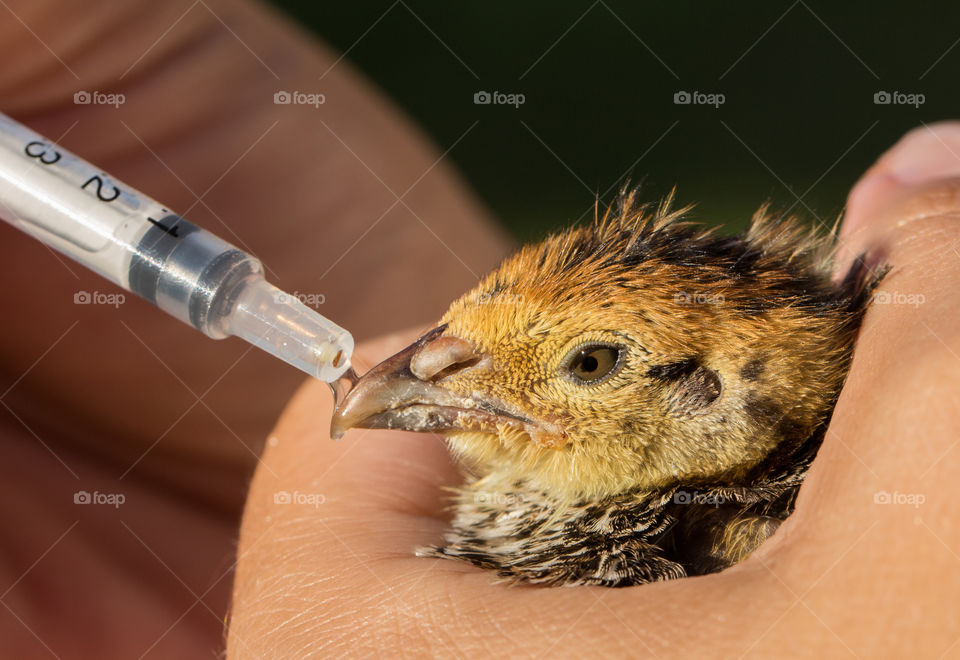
832,122,960,361
841,122,960,251
795,122,960,563
229,326,471,655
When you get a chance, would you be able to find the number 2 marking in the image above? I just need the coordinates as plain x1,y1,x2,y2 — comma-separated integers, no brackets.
24,139,122,203
81,175,121,203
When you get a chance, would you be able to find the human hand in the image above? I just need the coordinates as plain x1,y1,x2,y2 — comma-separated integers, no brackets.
229,124,960,657
0,0,510,655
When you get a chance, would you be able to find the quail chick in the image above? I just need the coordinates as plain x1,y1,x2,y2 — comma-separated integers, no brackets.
331,189,882,587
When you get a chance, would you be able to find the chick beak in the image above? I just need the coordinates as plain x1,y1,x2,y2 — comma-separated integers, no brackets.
330,325,566,446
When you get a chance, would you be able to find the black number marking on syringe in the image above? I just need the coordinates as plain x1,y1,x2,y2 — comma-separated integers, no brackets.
81,175,121,202
23,136,181,242
24,140,61,165
147,213,180,237
23,138,123,203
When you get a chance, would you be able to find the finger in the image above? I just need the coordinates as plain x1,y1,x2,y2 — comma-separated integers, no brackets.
816,122,960,520
834,122,960,356
0,0,512,508
228,330,843,657
768,123,960,656
229,329,478,657
840,122,960,253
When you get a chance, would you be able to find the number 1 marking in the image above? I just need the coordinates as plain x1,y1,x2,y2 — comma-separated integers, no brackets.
147,216,180,237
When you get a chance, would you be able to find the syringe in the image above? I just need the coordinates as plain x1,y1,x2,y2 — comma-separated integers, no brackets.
0,112,353,382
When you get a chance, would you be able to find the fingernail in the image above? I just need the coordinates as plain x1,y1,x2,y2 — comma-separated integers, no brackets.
882,122,960,185
842,122,960,242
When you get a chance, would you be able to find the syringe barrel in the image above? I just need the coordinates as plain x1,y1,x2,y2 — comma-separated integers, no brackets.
0,113,253,338
0,112,353,381
0,113,162,289
127,215,262,338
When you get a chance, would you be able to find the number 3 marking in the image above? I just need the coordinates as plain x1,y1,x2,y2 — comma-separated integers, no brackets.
24,140,61,165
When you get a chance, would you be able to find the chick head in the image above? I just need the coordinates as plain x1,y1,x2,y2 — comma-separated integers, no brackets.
332,191,875,502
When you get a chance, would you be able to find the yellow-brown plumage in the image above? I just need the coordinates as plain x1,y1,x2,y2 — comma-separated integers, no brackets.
332,189,882,586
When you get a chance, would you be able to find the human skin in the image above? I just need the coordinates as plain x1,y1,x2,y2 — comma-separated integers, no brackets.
0,0,511,656
228,125,960,658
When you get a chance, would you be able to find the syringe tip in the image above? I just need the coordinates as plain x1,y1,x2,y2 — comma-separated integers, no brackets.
223,278,354,382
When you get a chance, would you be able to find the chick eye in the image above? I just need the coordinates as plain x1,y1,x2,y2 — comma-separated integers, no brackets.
564,344,622,384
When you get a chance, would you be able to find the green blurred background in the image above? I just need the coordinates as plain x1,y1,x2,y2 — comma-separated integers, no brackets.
270,0,960,240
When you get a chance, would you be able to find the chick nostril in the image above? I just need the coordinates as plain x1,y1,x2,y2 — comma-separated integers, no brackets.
410,335,479,381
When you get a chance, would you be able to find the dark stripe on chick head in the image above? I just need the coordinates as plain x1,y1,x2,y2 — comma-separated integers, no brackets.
647,358,722,414
646,358,700,382
739,356,766,382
